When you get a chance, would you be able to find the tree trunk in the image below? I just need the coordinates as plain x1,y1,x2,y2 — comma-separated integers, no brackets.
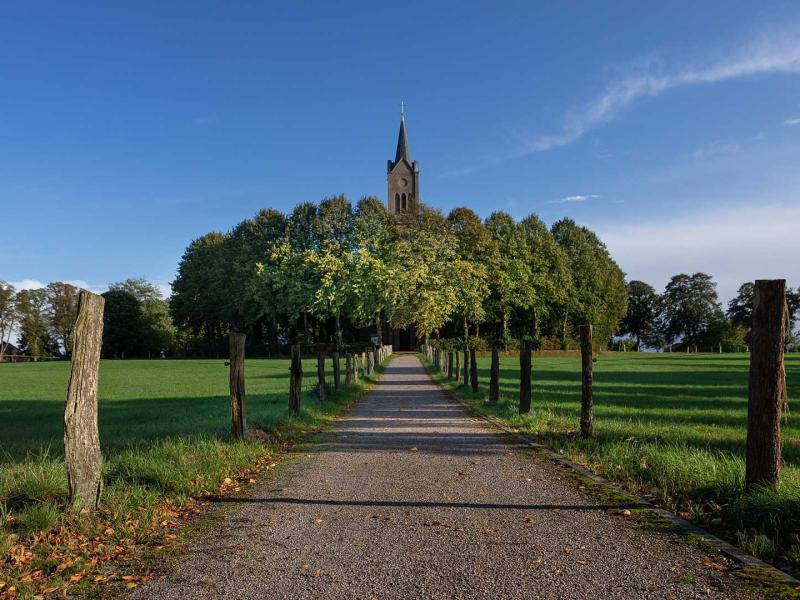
289,344,302,413
317,351,327,402
455,351,460,382
519,340,532,414
333,351,340,392
470,348,478,393
746,280,786,490
345,353,352,387
64,290,105,509
489,345,500,402
229,332,246,439
579,325,593,439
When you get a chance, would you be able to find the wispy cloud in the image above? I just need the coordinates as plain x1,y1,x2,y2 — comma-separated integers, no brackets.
549,194,600,204
692,139,741,160
784,117,800,126
523,28,800,153
440,167,474,178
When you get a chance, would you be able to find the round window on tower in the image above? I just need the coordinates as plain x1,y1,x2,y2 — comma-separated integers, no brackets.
400,177,408,188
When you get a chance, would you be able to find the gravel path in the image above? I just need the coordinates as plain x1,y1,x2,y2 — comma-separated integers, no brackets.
133,354,757,599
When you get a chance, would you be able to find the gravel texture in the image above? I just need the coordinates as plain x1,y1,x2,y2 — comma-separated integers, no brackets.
133,354,758,599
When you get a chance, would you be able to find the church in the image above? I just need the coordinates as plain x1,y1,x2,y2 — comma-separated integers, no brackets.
383,107,419,350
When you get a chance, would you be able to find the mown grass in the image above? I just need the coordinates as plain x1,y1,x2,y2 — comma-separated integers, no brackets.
0,356,384,597
423,352,800,570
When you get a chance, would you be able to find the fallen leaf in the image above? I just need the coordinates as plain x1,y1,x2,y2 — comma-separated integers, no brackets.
524,517,535,524
410,447,418,452
300,564,310,571
622,509,632,516
223,478,234,485
126,582,138,589
313,518,323,524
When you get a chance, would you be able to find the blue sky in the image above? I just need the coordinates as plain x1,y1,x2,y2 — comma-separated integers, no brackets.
2,1,800,301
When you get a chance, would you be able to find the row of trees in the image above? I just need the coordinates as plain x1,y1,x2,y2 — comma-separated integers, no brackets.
170,196,628,356
620,274,800,351
0,278,173,360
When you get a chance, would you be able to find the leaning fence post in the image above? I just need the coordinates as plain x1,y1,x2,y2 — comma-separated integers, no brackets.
579,324,593,439
289,344,302,413
746,279,786,490
333,351,341,392
317,350,327,402
469,347,478,392
229,332,246,439
345,353,352,387
64,290,105,509
489,345,500,402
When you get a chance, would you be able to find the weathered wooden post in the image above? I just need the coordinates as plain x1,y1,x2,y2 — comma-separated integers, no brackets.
746,280,787,490
367,350,374,375
317,350,327,402
519,339,532,414
455,351,460,382
489,345,500,402
362,351,368,375
373,346,380,370
352,353,359,384
333,351,340,392
462,347,469,386
64,290,105,509
289,344,302,414
579,325,593,438
469,348,478,392
345,353,352,387
448,351,454,380
229,332,246,439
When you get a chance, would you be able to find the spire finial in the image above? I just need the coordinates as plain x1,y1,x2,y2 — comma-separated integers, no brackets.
401,101,404,121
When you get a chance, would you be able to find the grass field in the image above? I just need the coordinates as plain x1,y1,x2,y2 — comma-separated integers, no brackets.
0,356,382,597
424,352,800,568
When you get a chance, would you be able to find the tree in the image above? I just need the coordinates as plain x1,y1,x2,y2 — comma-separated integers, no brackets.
45,282,79,356
109,278,175,357
101,290,142,358
551,218,626,346
620,280,658,348
729,282,800,337
15,288,55,358
660,273,720,348
447,207,490,342
0,281,18,361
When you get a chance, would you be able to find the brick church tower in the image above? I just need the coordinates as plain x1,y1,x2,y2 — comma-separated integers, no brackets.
387,105,420,214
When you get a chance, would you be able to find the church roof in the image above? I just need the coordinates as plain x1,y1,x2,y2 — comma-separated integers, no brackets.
394,113,411,164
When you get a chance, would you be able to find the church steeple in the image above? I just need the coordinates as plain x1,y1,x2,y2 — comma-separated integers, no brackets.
387,104,420,214
395,104,411,164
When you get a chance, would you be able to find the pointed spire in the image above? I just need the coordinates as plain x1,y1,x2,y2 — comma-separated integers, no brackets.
395,103,411,163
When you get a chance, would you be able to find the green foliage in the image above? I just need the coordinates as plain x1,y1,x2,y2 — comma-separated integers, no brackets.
659,272,721,347
620,280,658,346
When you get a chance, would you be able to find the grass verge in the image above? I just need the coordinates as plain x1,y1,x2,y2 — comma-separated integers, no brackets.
0,355,389,599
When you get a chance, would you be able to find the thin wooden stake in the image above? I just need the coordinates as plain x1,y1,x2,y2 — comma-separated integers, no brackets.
489,346,500,402
289,344,302,414
229,332,246,439
317,351,327,402
579,324,593,439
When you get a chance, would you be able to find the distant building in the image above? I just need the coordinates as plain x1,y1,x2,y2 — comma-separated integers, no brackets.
0,341,23,362
386,105,420,215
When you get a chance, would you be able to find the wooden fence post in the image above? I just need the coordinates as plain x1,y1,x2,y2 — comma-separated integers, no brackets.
489,345,500,402
448,351,454,380
579,325,593,439
345,353,352,387
367,350,374,375
352,353,359,384
317,350,327,402
462,348,469,386
333,351,340,392
519,340,532,414
229,332,246,439
746,279,786,490
289,344,302,414
455,351,460,382
64,290,105,509
469,348,478,393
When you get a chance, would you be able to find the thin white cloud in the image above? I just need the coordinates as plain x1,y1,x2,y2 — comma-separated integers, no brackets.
784,117,800,126
595,201,800,303
692,140,741,160
549,194,600,204
524,28,800,153
8,279,107,293
441,167,474,178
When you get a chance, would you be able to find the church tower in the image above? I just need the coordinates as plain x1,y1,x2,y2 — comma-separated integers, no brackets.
387,105,420,214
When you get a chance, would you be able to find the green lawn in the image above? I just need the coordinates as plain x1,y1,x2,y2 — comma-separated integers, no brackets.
425,352,800,566
0,356,380,596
